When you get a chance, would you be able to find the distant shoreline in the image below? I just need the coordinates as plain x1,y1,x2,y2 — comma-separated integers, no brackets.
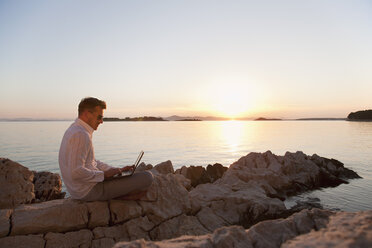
0,118,351,122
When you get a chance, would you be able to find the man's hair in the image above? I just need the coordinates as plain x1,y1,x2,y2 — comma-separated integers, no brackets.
78,97,106,116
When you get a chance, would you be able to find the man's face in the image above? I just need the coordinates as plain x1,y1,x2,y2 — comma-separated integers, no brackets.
87,106,104,130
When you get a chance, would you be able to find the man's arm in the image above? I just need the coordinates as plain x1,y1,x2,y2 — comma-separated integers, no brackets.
96,160,126,179
96,160,114,171
68,132,104,182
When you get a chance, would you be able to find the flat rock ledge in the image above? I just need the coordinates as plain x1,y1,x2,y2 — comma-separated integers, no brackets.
114,209,372,248
0,151,364,248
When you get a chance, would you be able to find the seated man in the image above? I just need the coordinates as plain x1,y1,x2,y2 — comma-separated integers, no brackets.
58,97,153,201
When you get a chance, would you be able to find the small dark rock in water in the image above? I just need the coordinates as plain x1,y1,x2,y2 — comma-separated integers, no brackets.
291,197,323,212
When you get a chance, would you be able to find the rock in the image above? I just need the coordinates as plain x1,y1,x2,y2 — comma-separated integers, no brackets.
110,200,142,224
190,150,361,229
153,160,174,174
92,238,115,248
93,216,154,242
93,224,128,241
0,152,363,247
11,199,88,235
190,178,286,227
173,174,192,191
32,171,65,201
123,216,154,240
44,229,93,248
136,162,153,172
0,158,35,209
113,209,345,248
0,209,12,238
211,226,253,248
245,208,332,248
174,163,228,188
139,173,191,225
175,165,211,187
289,197,324,213
0,234,45,248
149,214,209,240
223,151,360,197
86,201,110,228
196,207,228,232
114,225,253,248
206,163,228,182
282,211,372,248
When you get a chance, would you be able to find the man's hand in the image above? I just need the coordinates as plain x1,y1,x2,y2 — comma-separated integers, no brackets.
121,165,134,173
104,168,122,179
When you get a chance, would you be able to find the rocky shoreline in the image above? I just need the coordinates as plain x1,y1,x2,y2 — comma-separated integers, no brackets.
0,151,370,248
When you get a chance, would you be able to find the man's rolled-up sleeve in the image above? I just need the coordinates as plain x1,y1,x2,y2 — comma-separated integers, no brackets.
96,160,114,171
68,132,104,182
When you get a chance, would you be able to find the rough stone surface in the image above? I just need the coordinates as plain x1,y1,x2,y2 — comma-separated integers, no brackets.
33,171,65,201
153,160,174,174
114,209,372,248
110,200,142,224
176,165,211,187
136,162,153,172
1,152,364,248
114,225,254,248
92,238,115,248
173,174,192,191
45,229,93,248
245,208,333,248
93,224,128,241
0,209,12,238
196,207,228,232
0,158,35,209
175,163,228,188
93,216,154,242
149,214,209,240
139,173,191,225
86,201,110,228
11,199,88,235
283,211,372,248
0,234,45,248
206,163,228,182
123,216,154,241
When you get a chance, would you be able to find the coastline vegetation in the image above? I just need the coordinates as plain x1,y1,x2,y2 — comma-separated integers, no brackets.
347,110,372,121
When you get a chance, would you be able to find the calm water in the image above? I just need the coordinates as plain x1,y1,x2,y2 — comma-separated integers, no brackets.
0,120,371,211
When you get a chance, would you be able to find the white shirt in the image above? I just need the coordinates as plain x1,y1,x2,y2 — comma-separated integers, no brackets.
58,118,113,199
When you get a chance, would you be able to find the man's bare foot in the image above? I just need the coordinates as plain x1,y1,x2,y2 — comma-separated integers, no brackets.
115,191,147,201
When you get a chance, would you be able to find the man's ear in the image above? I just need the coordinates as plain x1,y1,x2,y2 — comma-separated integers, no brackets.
79,110,90,122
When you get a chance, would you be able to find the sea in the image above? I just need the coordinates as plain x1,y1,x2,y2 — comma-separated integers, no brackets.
0,120,371,212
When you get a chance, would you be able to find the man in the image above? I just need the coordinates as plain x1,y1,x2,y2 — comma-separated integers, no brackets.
59,97,153,201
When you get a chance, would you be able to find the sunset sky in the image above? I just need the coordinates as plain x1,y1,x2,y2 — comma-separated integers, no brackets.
1,0,371,119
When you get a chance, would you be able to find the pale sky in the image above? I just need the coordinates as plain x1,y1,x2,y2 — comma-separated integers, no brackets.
1,0,371,119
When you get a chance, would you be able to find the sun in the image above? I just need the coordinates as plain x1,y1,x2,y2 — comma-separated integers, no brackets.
209,82,259,119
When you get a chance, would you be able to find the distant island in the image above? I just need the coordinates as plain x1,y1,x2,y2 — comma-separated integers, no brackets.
296,118,346,121
176,118,202,121
347,110,372,121
103,116,166,122
255,117,282,121
165,115,230,121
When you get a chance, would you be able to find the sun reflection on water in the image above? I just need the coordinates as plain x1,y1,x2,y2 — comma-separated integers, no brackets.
217,120,249,155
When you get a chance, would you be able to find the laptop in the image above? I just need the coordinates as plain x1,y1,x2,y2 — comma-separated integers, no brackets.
107,151,144,180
